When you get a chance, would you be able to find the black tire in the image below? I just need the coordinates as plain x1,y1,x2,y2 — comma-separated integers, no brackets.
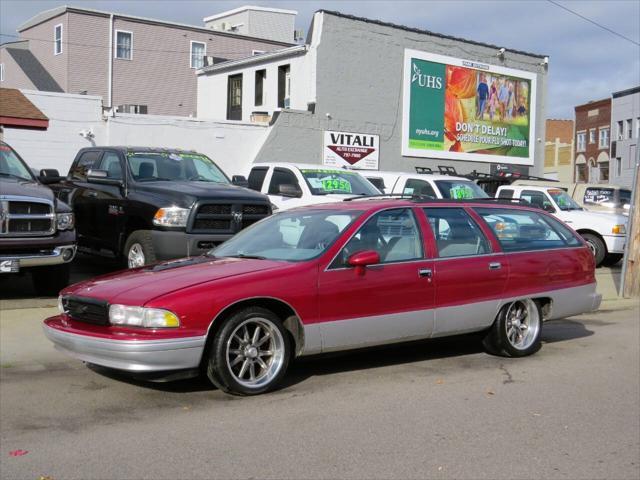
31,263,71,297
482,299,542,358
123,230,156,268
602,253,623,267
207,307,290,396
580,233,607,267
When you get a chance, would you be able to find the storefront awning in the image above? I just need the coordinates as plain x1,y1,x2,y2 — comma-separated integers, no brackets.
0,88,49,129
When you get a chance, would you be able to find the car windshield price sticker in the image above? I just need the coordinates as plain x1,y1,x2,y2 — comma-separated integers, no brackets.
321,178,352,193
450,185,474,199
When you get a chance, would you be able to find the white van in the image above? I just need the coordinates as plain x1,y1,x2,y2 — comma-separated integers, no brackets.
245,163,381,210
495,184,628,267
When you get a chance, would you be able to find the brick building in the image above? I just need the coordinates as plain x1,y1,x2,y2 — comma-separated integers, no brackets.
544,119,574,181
0,5,293,117
574,98,611,183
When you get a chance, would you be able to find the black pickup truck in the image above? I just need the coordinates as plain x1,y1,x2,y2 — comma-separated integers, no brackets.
0,142,76,295
44,147,272,267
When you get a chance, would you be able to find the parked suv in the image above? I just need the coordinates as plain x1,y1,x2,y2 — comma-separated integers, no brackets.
362,170,489,199
45,147,272,267
245,163,381,210
496,185,628,266
0,142,76,295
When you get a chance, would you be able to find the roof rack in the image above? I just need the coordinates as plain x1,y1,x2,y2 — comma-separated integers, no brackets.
343,195,538,207
414,166,434,174
343,193,436,202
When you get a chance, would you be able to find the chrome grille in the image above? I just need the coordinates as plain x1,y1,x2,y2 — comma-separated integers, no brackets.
0,196,55,236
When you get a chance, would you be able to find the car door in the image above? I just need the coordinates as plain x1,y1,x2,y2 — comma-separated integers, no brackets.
66,150,104,243
422,206,508,337
317,207,435,352
93,150,127,250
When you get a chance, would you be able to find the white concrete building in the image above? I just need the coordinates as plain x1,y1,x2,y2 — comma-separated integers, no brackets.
203,6,297,44
610,86,639,188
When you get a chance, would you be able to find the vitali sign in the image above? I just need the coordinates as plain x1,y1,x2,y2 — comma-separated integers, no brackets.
402,49,537,166
323,130,379,170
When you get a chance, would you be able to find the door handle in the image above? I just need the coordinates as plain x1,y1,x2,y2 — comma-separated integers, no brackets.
489,262,502,270
418,268,433,278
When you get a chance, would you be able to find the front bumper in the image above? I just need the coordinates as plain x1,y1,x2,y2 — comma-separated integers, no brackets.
0,244,76,268
43,321,206,372
602,234,626,254
151,230,232,260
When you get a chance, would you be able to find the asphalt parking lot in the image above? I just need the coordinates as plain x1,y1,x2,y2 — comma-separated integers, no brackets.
1,284,639,479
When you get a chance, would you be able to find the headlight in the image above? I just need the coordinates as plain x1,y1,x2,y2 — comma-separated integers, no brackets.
612,224,626,234
153,206,190,227
109,304,180,328
57,295,65,314
56,212,75,231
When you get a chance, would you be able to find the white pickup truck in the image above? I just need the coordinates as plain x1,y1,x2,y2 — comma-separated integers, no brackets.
362,171,489,199
495,185,628,267
245,163,381,211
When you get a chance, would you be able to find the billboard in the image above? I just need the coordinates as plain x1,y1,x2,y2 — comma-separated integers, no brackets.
402,49,537,166
323,130,379,170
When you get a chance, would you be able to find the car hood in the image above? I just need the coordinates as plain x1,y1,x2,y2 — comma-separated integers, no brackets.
134,181,268,205
63,256,286,305
1,177,54,201
558,209,628,227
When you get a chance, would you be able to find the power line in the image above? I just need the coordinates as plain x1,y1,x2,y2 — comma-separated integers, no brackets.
547,0,640,47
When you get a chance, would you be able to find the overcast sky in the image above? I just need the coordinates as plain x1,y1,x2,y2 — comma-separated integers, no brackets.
1,0,638,119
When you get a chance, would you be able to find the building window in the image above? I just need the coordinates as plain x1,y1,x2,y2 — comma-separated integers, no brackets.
616,157,621,176
576,132,586,152
576,163,587,182
54,24,63,55
636,118,640,139
115,31,132,60
599,161,609,182
255,69,266,106
116,104,148,114
617,121,624,140
598,127,609,149
277,64,290,108
0,63,4,82
190,41,206,69
626,119,633,139
227,74,242,121
588,128,596,144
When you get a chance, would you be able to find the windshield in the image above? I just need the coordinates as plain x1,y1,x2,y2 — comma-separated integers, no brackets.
0,144,35,181
300,169,380,196
127,152,230,183
548,189,582,211
434,180,489,199
211,209,363,262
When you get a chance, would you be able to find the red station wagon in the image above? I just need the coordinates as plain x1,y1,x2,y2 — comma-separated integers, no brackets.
44,198,602,395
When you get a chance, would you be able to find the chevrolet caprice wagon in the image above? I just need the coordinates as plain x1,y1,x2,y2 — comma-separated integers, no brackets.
44,198,601,395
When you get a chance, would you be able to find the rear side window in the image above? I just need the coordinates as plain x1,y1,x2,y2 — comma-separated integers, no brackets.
268,168,298,195
583,187,615,206
403,179,436,198
498,189,514,199
475,207,580,252
424,207,491,258
248,167,268,191
367,177,386,191
70,150,102,181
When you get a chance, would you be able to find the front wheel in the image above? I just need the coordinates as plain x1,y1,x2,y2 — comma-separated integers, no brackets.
207,307,290,395
483,298,542,357
580,233,606,267
124,230,157,268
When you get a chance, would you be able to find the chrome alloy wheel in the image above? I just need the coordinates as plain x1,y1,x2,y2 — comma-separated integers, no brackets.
225,317,285,389
127,243,146,268
504,299,540,350
586,239,597,257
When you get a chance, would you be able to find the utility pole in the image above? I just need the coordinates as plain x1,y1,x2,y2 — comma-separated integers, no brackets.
620,144,640,298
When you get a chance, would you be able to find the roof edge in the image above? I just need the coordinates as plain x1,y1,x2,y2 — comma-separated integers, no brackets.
203,5,297,23
317,9,548,59
198,45,307,74
612,86,640,99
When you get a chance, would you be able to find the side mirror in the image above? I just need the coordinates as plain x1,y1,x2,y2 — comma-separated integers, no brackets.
543,204,555,213
87,169,123,186
38,168,62,184
347,250,380,274
232,175,249,187
278,183,302,198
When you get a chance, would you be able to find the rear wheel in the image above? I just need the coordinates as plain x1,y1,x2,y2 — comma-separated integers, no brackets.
207,307,290,395
580,232,606,267
483,299,542,357
31,263,71,296
124,230,156,268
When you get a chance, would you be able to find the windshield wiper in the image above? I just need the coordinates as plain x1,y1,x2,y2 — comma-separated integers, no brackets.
137,177,174,182
227,254,267,260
